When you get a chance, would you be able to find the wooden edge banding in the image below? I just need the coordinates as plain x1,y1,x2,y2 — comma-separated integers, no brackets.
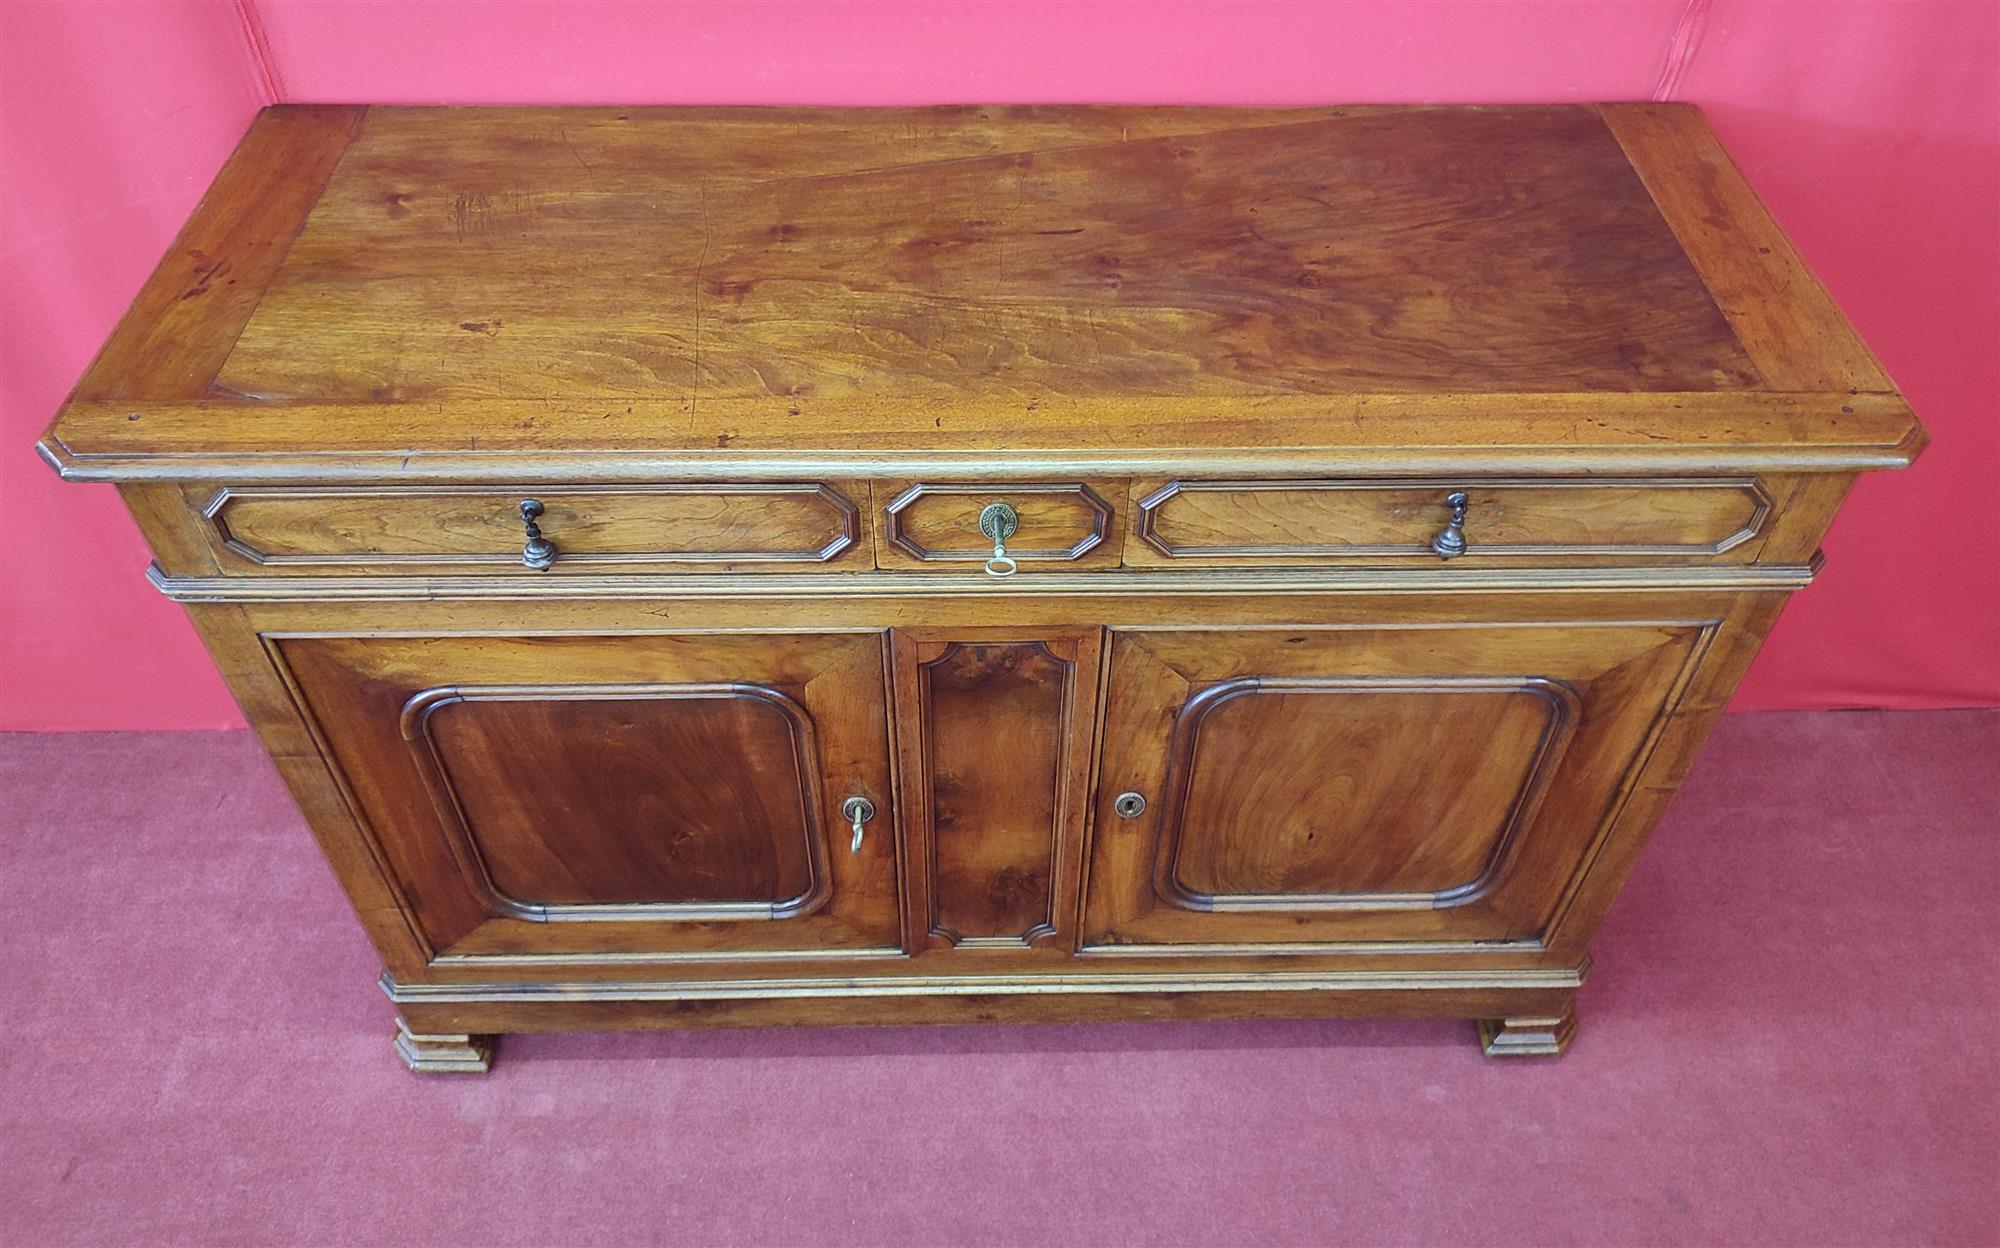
50,390,1918,452
62,105,365,405
1597,102,1898,397
39,391,1923,482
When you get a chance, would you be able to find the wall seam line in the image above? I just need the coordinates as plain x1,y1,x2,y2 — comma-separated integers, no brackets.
233,0,286,105
1652,0,1711,102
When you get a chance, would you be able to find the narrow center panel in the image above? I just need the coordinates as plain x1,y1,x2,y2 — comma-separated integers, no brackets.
891,630,1103,952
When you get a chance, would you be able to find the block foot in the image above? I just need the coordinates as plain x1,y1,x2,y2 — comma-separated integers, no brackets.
394,1017,493,1073
1477,1005,1577,1058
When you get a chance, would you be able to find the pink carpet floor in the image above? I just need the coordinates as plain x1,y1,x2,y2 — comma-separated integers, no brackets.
3,710,1995,1247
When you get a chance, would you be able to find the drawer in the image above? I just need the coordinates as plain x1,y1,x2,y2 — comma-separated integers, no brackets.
1124,477,1776,566
193,483,869,574
875,480,1126,572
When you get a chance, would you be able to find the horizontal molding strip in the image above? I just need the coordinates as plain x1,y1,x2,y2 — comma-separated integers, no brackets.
381,965,1588,1004
149,562,1819,602
44,388,1918,454
432,936,1549,967
42,441,1924,484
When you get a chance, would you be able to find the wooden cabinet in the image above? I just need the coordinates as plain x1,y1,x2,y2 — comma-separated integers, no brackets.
39,104,1923,1070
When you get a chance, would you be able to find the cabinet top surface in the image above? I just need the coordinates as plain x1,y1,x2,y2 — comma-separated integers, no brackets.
43,104,1920,480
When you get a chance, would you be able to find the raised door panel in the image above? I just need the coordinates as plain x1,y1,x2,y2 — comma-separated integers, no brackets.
1164,677,1577,906
891,630,1103,951
405,685,826,917
1083,622,1708,952
273,631,900,965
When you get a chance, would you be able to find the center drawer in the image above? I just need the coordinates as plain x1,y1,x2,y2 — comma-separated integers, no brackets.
874,480,1127,571
1123,477,1776,566
194,483,869,574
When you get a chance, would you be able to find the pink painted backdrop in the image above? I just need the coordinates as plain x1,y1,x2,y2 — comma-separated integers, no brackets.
4,0,1995,730
2,1,265,732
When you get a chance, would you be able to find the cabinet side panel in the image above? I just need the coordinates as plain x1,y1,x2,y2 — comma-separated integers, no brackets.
174,601,434,977
1541,591,1791,957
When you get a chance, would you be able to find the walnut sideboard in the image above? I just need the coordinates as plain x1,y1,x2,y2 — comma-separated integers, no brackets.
39,104,1924,1071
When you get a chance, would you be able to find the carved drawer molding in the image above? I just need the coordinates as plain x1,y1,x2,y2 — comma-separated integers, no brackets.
203,483,863,569
1133,477,1776,562
881,482,1119,567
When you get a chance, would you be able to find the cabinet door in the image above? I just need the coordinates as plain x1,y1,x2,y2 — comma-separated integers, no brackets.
1083,623,1706,951
273,631,900,964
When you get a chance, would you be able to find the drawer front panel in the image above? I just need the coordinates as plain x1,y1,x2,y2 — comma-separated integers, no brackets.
1127,477,1774,565
876,480,1126,570
202,483,866,573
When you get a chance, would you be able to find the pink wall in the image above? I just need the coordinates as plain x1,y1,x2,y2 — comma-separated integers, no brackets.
4,0,1995,730
1,1,265,732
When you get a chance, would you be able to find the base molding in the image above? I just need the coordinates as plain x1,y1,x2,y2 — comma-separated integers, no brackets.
393,1017,493,1074
381,968,1584,1056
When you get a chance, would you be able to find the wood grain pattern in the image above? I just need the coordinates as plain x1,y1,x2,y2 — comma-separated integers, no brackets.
1162,678,1578,905
1598,102,1893,393
892,630,1102,952
407,684,825,915
44,390,1921,481
40,104,1923,487
917,643,1063,946
215,105,1753,404
151,575,1823,1063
